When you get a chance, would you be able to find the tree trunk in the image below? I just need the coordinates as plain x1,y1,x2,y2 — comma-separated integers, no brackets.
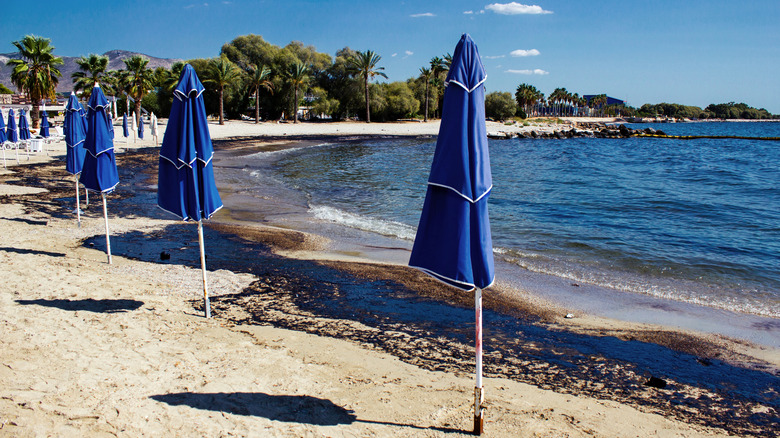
134,98,142,130
255,85,260,124
32,104,40,129
293,86,299,124
364,77,370,123
219,87,224,125
424,82,429,122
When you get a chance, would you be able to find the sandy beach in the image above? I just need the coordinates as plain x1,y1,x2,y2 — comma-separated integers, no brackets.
1,119,777,437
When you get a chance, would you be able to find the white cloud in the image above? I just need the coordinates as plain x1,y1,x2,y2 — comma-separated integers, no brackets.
405,50,414,56
486,2,553,15
510,49,540,57
411,12,435,17
506,69,549,75
483,55,505,59
392,53,398,57
464,10,473,14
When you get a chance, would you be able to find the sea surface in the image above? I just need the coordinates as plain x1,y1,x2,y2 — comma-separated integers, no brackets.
214,122,780,339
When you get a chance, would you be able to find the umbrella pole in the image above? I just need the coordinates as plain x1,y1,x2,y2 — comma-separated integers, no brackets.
474,287,485,435
198,220,211,318
75,178,81,227
102,193,112,264
85,187,89,207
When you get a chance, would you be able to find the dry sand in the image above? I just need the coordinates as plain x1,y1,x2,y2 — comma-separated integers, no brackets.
0,119,776,437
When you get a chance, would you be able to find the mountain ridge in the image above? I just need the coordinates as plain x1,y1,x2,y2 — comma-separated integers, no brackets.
0,50,182,93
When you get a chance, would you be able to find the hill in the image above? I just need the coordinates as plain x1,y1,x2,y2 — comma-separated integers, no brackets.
0,50,181,93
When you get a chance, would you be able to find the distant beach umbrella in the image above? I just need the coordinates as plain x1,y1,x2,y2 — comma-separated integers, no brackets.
6,109,19,164
150,112,159,146
18,109,31,142
65,92,89,225
138,112,144,139
408,34,493,435
40,110,50,138
0,109,7,167
157,64,223,318
122,113,129,138
80,84,120,264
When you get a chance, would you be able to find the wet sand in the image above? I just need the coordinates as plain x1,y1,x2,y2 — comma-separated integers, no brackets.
0,120,778,436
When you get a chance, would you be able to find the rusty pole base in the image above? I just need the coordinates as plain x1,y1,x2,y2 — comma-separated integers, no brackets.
474,413,484,435
474,386,485,435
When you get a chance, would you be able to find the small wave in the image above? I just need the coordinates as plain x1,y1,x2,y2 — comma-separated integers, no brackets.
310,205,417,241
245,142,332,159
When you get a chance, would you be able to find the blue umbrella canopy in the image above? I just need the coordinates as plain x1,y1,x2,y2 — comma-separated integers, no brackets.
40,110,50,137
138,113,144,139
409,33,494,291
65,92,88,175
18,109,31,141
80,85,119,193
0,110,6,143
122,113,129,138
6,109,18,143
158,64,223,221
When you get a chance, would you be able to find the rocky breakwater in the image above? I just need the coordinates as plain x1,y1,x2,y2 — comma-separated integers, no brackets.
487,122,666,140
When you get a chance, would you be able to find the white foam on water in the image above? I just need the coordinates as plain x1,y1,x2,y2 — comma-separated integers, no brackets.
244,142,332,159
310,205,417,241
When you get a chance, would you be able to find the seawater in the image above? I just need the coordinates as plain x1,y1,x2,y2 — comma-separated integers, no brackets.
218,122,780,320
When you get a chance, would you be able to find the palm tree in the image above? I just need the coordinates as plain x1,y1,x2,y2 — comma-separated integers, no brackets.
8,35,63,128
515,83,541,117
72,54,110,100
246,63,273,123
286,61,309,123
206,56,242,125
419,67,432,122
348,50,387,123
122,55,155,125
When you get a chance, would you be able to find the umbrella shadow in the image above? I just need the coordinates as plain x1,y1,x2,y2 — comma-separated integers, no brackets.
0,217,49,226
150,391,465,433
151,392,356,426
0,247,66,257
15,298,144,313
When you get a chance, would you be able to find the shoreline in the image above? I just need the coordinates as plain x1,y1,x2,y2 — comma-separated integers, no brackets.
1,120,778,436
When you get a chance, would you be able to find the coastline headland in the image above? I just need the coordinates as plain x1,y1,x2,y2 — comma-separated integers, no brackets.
0,119,777,436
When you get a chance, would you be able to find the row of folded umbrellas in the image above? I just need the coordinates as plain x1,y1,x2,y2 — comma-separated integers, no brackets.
0,107,52,144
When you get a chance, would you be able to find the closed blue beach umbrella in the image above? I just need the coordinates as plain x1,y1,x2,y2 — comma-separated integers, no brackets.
40,110,50,138
65,92,89,224
0,110,6,143
6,109,18,143
6,109,19,164
80,84,119,264
408,34,493,435
0,110,6,167
138,113,144,139
18,109,31,141
158,64,223,318
122,112,129,137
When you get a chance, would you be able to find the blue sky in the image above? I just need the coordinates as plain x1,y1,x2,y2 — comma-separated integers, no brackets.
3,1,779,113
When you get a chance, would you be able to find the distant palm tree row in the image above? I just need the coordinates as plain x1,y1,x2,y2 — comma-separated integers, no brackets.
516,83,610,117
6,34,623,125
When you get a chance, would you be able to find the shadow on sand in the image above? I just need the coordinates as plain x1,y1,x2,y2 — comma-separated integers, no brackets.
0,247,66,258
16,298,144,313
150,391,464,433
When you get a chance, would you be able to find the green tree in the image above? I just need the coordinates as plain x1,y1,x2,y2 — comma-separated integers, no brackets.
71,54,110,100
205,56,243,125
246,63,273,123
286,61,310,123
515,83,542,117
0,83,13,94
348,50,387,122
122,55,155,124
485,91,517,120
8,35,63,128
